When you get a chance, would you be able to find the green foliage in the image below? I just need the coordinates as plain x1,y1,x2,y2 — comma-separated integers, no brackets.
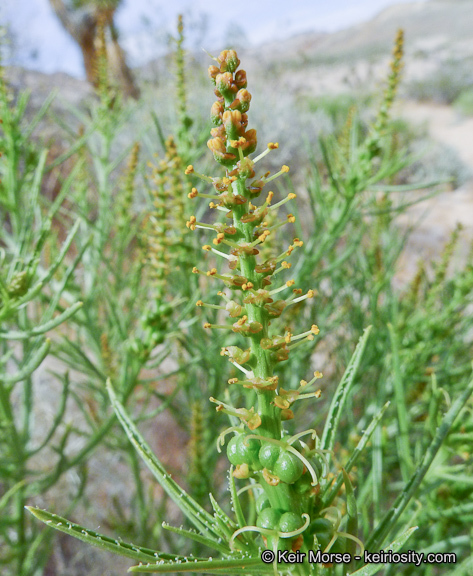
1,19,472,576
454,88,473,116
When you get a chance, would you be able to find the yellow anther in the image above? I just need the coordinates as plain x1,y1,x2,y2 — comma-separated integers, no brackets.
287,214,296,223
196,300,204,306
207,268,218,276
314,371,323,379
188,187,198,198
282,261,291,269
185,165,194,174
258,230,270,243
186,215,197,230
307,290,315,298
203,322,211,329
288,193,296,199
268,142,279,149
311,325,320,335
230,136,247,148
286,279,295,287
192,267,199,274
266,191,274,205
281,165,290,173
202,245,211,251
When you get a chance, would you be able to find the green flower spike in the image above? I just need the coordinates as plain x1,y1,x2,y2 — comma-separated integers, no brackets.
186,49,330,555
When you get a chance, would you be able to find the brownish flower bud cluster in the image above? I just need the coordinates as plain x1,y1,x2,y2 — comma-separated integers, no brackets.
207,50,257,165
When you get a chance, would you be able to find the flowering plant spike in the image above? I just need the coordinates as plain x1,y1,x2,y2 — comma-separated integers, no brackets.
25,43,448,575
186,49,361,557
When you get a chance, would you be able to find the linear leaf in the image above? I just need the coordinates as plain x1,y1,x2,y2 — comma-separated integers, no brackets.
348,527,418,576
366,374,473,550
4,338,50,384
321,326,372,454
343,469,358,575
322,402,390,507
107,381,219,537
128,555,269,574
0,302,83,340
161,523,230,556
25,507,179,563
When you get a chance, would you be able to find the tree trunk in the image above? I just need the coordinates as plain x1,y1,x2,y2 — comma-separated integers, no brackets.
48,0,140,99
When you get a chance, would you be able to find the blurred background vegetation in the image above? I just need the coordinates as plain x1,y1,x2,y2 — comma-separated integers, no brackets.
1,0,472,575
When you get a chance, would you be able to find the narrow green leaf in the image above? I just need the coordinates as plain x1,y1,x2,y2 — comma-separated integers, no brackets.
228,467,248,530
128,555,269,574
343,469,358,575
348,527,418,576
161,523,230,556
321,326,372,455
3,338,50,384
45,121,98,171
388,322,413,481
23,90,57,140
322,402,390,507
25,507,178,563
367,180,447,193
208,493,237,539
0,480,27,511
38,218,82,286
0,302,83,340
107,381,219,537
366,374,473,550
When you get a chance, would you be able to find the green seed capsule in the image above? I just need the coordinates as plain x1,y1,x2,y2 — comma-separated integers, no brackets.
309,518,333,534
257,507,282,530
259,443,281,469
256,494,271,514
273,451,304,484
278,512,303,534
227,435,261,468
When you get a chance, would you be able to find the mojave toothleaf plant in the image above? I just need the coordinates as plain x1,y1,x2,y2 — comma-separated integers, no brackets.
26,47,473,575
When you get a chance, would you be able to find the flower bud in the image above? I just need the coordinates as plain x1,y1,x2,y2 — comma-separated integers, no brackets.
210,101,224,125
235,69,247,89
222,110,242,132
207,137,226,154
236,89,251,113
208,65,219,83
216,72,236,96
217,49,240,73
210,124,226,139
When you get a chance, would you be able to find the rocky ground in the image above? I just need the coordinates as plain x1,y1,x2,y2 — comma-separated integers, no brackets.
395,101,473,283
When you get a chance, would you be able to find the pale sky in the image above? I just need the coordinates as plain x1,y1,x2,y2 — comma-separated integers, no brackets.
2,0,427,77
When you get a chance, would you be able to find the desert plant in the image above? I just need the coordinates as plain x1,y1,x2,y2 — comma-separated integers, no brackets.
0,60,84,575
27,43,473,576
